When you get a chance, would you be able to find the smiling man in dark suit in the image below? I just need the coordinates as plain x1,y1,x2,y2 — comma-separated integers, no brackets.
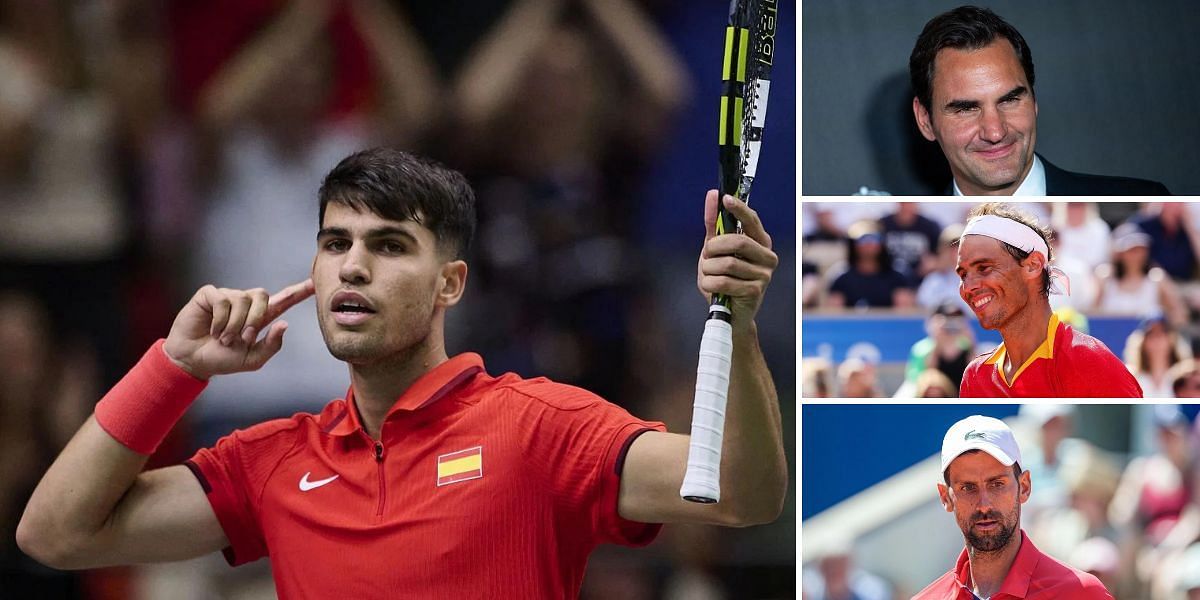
909,6,1170,196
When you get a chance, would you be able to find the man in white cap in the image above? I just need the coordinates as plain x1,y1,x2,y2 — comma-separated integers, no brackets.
913,415,1113,599
955,202,1141,397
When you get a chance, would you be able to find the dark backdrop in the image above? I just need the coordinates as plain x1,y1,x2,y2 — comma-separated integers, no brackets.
802,0,1200,195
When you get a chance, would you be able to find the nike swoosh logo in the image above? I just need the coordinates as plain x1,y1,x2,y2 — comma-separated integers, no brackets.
299,472,339,491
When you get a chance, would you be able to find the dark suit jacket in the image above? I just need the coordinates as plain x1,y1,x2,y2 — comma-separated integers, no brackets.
945,155,1170,195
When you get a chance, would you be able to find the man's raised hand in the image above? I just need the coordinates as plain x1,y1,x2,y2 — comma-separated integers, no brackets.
697,190,778,328
163,280,315,380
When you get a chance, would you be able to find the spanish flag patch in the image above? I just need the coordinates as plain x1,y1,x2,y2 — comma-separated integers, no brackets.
437,446,483,486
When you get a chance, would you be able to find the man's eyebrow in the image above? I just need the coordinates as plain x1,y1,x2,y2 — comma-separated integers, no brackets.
998,86,1028,102
944,99,980,112
317,227,349,239
365,226,419,242
955,473,1010,486
956,258,994,272
942,86,1027,112
316,226,419,243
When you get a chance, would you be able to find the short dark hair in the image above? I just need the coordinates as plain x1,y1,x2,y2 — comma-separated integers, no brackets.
910,6,1036,110
965,202,1053,299
318,148,476,259
943,449,1023,485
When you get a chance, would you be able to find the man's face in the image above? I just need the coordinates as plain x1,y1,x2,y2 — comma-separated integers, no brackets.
956,235,1038,330
938,451,1030,553
914,39,1038,195
312,203,465,365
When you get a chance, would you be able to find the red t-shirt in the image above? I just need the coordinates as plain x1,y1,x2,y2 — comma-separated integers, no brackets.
912,532,1113,599
959,314,1142,397
186,353,665,599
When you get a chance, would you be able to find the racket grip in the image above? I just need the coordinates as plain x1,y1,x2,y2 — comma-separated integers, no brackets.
680,314,734,504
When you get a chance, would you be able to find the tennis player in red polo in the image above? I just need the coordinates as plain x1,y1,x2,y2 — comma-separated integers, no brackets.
913,415,1113,600
955,203,1141,397
16,149,788,598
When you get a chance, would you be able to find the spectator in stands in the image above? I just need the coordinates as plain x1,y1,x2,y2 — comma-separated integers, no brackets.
1048,227,1097,312
1128,203,1200,282
1017,404,1078,516
915,368,957,398
802,357,834,398
1053,202,1112,272
837,358,880,398
1123,315,1192,398
826,222,915,309
880,203,942,284
903,302,974,396
1069,538,1121,595
803,206,851,286
1017,406,1122,565
1110,405,1194,591
916,223,970,312
1168,360,1200,398
1094,224,1187,327
802,536,894,600
803,261,823,308
0,291,96,596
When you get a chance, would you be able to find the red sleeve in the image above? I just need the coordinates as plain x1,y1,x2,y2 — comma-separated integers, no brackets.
516,381,666,547
185,419,300,565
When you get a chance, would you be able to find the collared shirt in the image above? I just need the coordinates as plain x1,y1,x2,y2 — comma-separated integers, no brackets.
959,313,1142,397
185,352,665,599
954,155,1047,196
911,532,1113,599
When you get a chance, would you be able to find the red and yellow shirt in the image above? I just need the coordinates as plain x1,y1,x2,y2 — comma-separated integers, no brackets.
185,352,665,599
959,314,1142,397
912,532,1113,599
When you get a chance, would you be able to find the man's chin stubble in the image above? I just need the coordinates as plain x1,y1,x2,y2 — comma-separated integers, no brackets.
964,518,1018,554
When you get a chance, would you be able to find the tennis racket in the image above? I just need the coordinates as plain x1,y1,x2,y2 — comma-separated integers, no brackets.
680,0,778,504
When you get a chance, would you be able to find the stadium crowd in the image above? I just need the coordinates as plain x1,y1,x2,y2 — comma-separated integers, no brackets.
802,405,1200,600
0,1,794,598
803,202,1200,398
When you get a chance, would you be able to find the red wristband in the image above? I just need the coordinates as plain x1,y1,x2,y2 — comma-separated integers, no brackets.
94,339,208,455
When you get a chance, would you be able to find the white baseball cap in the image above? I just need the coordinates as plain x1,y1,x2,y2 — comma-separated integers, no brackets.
941,415,1022,477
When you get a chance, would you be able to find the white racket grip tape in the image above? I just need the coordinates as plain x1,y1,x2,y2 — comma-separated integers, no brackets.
680,316,734,503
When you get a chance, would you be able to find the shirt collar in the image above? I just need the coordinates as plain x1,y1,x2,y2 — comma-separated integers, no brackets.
953,531,1041,599
983,313,1059,387
324,353,484,436
953,155,1046,197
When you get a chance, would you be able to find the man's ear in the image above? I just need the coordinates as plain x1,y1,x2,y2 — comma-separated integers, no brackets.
436,259,468,308
913,97,937,142
1018,469,1032,504
1024,251,1047,281
937,483,954,513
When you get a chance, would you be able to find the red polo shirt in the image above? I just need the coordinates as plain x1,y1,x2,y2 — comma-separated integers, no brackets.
185,352,666,599
959,314,1142,398
911,532,1112,600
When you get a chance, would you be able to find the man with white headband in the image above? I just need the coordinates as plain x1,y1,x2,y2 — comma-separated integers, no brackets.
955,203,1141,397
913,415,1113,599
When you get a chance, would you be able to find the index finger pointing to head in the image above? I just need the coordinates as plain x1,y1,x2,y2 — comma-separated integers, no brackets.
264,279,315,323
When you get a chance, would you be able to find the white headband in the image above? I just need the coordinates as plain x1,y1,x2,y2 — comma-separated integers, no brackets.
961,214,1070,295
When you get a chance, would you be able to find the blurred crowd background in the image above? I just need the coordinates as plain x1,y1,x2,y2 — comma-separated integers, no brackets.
802,201,1200,399
0,1,796,598
802,404,1200,600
